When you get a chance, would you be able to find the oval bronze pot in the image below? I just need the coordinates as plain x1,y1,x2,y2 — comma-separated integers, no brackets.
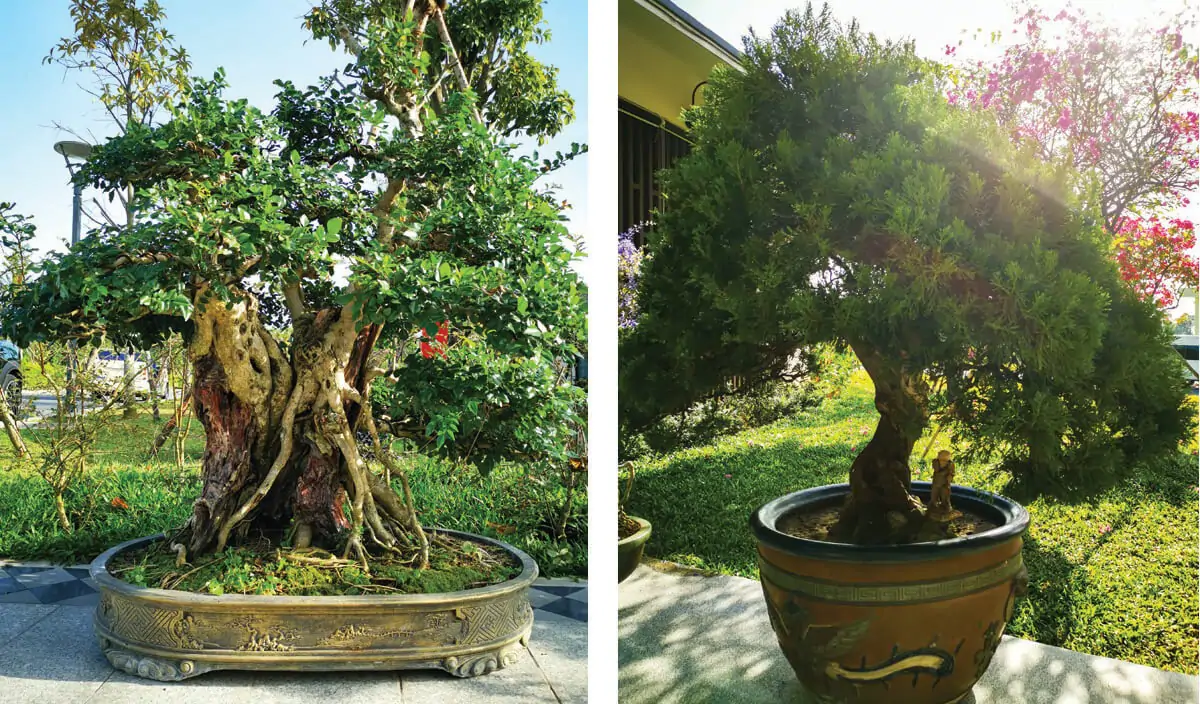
617,516,652,583
90,530,537,682
751,482,1029,704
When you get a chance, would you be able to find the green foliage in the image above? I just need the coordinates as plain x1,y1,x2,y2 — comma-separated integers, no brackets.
19,356,66,390
623,372,1199,673
0,412,586,577
305,0,574,143
45,0,191,129
0,203,36,289
4,1,586,472
622,3,1191,491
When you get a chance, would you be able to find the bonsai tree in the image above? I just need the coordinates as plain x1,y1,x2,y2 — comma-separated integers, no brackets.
620,5,1192,544
1,0,585,568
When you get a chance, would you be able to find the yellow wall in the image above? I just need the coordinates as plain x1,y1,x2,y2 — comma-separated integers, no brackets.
618,0,739,129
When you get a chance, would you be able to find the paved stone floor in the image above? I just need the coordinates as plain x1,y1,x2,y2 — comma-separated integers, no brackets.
619,563,1198,704
0,560,587,703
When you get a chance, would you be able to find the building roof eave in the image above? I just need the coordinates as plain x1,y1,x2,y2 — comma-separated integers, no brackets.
634,0,742,67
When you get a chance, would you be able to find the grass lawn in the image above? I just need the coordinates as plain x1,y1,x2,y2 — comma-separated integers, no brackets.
0,404,586,578
624,371,1199,674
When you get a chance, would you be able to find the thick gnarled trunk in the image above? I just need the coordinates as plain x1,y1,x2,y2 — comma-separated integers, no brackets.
176,296,422,565
832,342,931,544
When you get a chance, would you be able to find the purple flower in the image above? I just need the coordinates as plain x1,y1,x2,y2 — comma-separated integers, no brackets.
619,223,651,329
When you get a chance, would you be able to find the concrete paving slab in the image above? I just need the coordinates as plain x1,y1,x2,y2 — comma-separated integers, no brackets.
0,605,113,704
619,565,803,703
527,588,562,610
55,592,100,607
0,604,58,647
972,636,1198,704
619,564,1199,704
534,577,586,588
0,590,44,604
402,647,559,703
527,614,588,703
93,669,402,704
0,564,587,704
7,566,75,588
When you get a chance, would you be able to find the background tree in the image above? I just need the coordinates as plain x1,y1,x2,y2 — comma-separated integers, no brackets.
620,5,1191,543
46,0,193,418
0,204,34,457
3,0,585,568
948,4,1199,307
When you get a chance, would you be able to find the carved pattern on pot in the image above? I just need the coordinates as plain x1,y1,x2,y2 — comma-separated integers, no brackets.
759,554,1025,604
974,569,1025,679
101,592,204,650
231,614,298,652
104,644,198,682
316,611,462,649
90,531,538,680
764,585,973,700
457,596,533,645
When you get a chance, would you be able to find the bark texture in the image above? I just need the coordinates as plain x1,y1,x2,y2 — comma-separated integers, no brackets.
832,342,932,544
176,293,421,564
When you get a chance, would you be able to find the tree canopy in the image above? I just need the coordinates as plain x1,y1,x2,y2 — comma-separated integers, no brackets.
3,0,586,476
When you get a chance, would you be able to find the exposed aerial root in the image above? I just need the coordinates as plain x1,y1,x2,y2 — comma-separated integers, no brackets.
362,401,429,569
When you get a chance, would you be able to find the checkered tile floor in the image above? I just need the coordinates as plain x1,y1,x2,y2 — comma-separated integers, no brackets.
0,562,587,622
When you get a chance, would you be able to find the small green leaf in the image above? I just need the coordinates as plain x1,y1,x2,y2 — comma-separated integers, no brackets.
326,217,343,239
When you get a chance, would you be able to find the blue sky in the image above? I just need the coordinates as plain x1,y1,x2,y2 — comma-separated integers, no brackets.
0,1,587,258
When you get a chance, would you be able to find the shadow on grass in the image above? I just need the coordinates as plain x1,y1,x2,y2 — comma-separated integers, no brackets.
996,449,1199,511
1010,535,1084,648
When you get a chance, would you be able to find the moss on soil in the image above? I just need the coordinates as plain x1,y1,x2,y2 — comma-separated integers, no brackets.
109,533,520,596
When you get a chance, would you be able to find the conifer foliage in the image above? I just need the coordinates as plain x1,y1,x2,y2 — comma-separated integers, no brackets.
620,5,1191,543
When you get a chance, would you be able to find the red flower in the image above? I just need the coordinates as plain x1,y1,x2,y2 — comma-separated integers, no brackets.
420,320,450,359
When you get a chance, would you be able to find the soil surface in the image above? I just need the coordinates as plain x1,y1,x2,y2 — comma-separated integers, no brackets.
619,513,643,540
109,532,520,596
779,505,998,544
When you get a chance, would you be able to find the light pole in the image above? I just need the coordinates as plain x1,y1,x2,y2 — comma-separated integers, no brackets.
53,140,92,413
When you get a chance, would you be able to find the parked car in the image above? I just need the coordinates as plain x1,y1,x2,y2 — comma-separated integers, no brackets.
0,340,21,415
88,349,166,399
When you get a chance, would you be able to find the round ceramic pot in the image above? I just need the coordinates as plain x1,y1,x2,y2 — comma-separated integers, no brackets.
617,516,652,583
90,530,537,681
751,482,1029,704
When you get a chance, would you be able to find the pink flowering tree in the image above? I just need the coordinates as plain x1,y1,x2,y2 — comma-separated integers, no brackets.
949,4,1199,306
1112,217,1199,308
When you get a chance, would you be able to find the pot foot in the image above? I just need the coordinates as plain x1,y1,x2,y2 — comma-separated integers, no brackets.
442,639,525,678
100,640,207,681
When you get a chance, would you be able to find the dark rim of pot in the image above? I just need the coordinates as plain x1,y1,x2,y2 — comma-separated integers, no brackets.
618,516,652,547
90,527,539,604
751,481,1029,562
